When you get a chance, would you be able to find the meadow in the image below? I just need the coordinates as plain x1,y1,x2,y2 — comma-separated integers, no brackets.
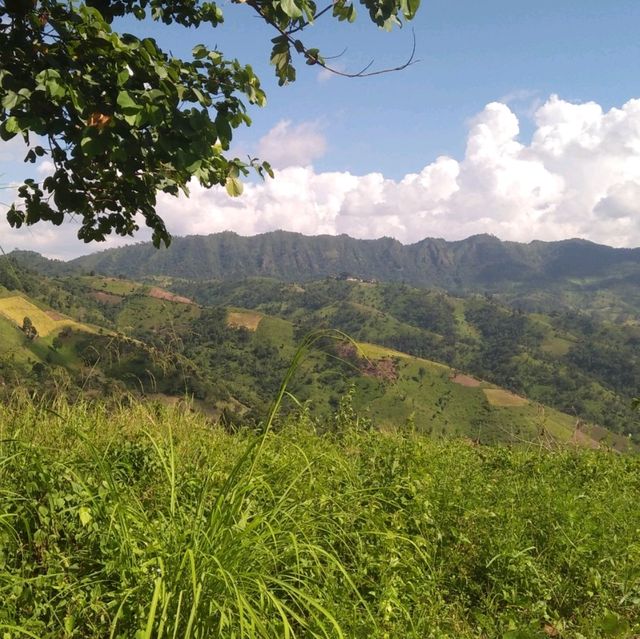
1,396,639,638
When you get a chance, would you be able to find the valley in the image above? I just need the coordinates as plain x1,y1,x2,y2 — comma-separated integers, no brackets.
2,239,638,449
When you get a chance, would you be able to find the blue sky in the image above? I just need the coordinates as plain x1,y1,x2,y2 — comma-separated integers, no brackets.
3,0,640,257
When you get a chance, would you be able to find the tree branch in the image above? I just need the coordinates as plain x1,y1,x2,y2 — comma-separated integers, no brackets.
247,0,419,79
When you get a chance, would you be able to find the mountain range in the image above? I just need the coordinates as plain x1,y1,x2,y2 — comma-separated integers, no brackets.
12,231,640,320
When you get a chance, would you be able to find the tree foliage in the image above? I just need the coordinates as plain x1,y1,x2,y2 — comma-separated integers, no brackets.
0,0,419,246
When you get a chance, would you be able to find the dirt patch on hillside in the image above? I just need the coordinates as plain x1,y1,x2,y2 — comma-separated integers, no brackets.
451,373,481,387
227,311,263,331
483,388,528,407
361,357,399,382
570,427,600,450
91,291,122,305
335,342,398,382
147,287,195,305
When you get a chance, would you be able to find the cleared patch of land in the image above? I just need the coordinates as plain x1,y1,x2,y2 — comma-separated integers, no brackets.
358,342,447,369
91,291,122,305
227,310,263,331
147,287,195,305
483,387,528,407
80,276,142,296
451,373,482,387
541,334,573,356
0,296,86,337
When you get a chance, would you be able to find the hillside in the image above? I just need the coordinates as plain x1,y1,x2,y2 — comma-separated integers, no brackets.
0,254,635,450
168,277,640,443
60,274,609,447
13,231,640,319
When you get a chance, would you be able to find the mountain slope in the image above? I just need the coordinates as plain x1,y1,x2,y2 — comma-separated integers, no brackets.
167,277,640,441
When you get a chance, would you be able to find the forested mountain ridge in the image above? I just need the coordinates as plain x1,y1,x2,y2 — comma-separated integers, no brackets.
13,231,640,319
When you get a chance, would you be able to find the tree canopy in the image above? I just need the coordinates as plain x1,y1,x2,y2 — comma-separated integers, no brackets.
0,0,419,247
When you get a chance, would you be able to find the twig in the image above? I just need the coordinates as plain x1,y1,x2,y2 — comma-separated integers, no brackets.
246,0,419,79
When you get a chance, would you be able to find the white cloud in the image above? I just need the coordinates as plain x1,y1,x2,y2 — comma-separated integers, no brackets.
0,217,150,261
157,96,640,248
256,120,327,168
5,95,640,259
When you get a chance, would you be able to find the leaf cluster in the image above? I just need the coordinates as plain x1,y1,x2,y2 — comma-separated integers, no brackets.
1,0,417,245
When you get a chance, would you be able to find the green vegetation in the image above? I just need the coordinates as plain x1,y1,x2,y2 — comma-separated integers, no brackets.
3,247,640,637
1,255,639,446
1,398,639,638
169,277,640,442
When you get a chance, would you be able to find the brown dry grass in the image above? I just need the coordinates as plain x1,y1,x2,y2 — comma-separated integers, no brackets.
483,388,528,407
227,310,263,331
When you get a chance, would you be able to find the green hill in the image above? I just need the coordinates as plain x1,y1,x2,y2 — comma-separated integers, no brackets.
1,256,636,449
165,277,640,442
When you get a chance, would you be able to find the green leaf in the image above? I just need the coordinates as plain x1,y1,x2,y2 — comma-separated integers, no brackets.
193,44,208,59
215,115,232,146
280,0,303,18
401,0,420,19
46,78,66,99
79,506,92,527
117,90,140,112
597,612,630,637
2,91,20,110
4,117,21,135
225,176,243,197
81,133,108,157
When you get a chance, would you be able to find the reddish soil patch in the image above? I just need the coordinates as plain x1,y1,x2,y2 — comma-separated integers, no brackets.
570,427,600,450
361,357,398,382
147,287,195,305
45,310,66,321
91,291,122,305
451,373,481,387
335,342,358,360
334,342,398,382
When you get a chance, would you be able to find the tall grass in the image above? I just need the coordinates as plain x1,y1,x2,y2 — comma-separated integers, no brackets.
1,394,639,638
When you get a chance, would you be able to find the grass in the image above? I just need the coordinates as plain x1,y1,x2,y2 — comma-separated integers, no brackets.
0,396,639,638
115,296,200,332
78,276,143,296
350,344,614,448
541,335,574,357
0,316,32,364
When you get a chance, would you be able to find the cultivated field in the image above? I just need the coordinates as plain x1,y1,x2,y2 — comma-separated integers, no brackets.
0,296,85,336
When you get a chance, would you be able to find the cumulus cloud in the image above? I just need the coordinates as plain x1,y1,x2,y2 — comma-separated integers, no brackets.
4,96,640,259
156,96,640,247
256,119,327,169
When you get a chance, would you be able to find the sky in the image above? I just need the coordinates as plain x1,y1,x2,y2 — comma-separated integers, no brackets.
3,0,640,259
